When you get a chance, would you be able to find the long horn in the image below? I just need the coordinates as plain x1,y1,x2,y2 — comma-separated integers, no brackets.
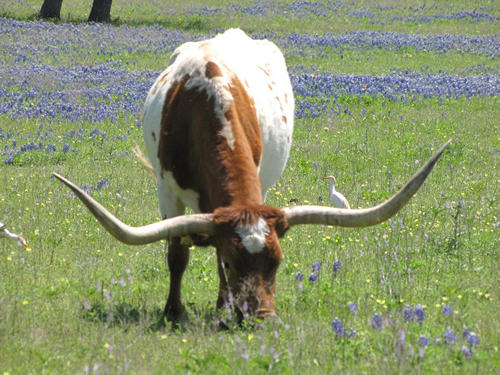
52,173,214,244
283,140,451,227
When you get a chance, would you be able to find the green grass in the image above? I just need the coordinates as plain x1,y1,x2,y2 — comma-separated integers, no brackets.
287,47,500,75
1,0,499,34
1,98,498,373
1,1,499,374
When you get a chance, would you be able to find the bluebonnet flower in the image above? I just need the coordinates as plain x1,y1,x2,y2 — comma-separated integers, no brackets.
1,18,499,129
463,328,480,347
312,261,321,273
372,314,383,329
461,345,472,360
462,327,471,339
441,304,453,316
348,302,357,316
467,332,480,347
444,327,458,344
96,178,110,191
332,317,344,336
333,260,341,272
295,271,304,282
308,273,317,282
418,336,429,347
415,304,425,323
403,304,413,322
331,317,355,338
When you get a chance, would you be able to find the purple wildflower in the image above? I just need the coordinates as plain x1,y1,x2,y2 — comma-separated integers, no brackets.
333,260,341,272
372,314,383,330
103,289,112,301
395,329,406,359
308,273,317,282
403,304,413,322
346,328,356,338
461,345,472,360
332,317,344,336
295,271,303,282
441,304,453,315
348,302,357,315
312,261,320,273
269,346,280,360
444,327,458,344
415,304,425,323
466,332,479,348
418,336,429,347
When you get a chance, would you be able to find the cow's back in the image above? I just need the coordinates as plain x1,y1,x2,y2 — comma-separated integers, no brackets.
142,29,294,211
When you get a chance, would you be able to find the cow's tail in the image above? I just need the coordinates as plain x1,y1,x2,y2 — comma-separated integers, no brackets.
133,146,156,181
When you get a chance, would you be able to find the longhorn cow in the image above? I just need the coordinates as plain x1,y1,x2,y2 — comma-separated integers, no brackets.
53,29,450,322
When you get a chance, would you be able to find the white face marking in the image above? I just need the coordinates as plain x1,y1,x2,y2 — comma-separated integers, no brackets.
235,217,270,254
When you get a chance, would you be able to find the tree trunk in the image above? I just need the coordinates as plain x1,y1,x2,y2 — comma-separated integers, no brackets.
88,0,112,23
39,0,63,19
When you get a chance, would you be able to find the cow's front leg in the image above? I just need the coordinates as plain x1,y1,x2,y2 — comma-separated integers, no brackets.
164,237,189,322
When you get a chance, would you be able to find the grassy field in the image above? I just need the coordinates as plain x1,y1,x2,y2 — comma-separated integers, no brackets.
0,1,499,374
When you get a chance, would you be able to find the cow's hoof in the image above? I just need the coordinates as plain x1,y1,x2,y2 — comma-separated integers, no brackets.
165,303,186,323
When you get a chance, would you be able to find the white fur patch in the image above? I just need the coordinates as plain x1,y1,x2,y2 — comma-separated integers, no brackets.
158,171,201,215
235,217,270,254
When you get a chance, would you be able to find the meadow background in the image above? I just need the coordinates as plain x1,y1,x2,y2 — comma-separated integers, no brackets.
0,0,498,373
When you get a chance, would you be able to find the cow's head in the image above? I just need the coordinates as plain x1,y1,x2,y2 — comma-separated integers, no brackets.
212,205,289,319
52,139,450,321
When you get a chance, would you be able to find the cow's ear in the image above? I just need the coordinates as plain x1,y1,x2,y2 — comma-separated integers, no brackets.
274,215,290,238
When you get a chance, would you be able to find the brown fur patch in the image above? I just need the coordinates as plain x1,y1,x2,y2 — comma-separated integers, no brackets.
275,96,283,111
158,71,264,212
226,75,262,169
205,61,223,78
160,72,169,82
150,83,159,96
150,72,170,96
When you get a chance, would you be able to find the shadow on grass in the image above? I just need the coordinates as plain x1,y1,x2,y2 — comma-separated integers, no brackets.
81,300,255,333
81,301,161,327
